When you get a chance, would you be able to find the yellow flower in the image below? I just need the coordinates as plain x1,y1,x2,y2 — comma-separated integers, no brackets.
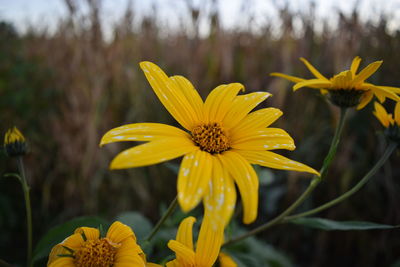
373,101,400,128
47,221,146,266
271,56,400,109
101,62,319,225
4,126,27,157
165,216,224,267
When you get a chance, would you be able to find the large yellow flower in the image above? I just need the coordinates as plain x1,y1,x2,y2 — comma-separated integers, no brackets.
101,62,319,225
165,216,224,267
271,56,400,109
47,221,146,266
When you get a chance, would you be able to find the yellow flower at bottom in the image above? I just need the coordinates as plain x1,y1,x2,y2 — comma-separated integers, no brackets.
271,56,400,109
47,221,146,267
165,216,224,267
101,61,319,226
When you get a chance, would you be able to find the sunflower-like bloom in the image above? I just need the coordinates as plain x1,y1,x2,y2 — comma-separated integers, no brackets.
271,56,400,109
4,126,27,157
101,62,319,225
47,221,146,266
165,216,224,267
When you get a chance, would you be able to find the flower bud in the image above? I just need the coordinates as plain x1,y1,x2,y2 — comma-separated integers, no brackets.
4,126,27,157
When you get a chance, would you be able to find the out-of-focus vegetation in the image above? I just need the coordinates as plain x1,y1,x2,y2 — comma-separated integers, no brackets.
1,0,400,266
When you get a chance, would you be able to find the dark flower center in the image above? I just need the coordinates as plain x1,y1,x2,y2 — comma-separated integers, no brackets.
328,89,364,108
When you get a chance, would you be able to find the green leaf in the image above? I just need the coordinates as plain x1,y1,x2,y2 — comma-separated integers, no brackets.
32,216,108,263
115,211,153,240
290,217,399,231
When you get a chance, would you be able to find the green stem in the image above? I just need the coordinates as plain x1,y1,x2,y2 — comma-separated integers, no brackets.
144,196,178,242
223,177,320,247
284,142,397,221
17,157,33,267
223,108,348,247
320,107,348,179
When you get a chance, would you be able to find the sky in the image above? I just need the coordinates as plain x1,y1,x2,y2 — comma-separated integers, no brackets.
1,0,400,36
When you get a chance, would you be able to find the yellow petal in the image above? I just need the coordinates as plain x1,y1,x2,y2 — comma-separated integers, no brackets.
270,72,305,83
320,89,328,95
177,150,213,212
373,102,390,128
362,83,400,102
100,123,190,146
231,128,295,151
110,137,197,169
203,156,237,227
146,263,164,267
300,57,328,80
165,260,179,267
106,221,135,243
331,71,353,89
168,240,196,265
48,257,74,267
236,150,319,176
195,217,224,267
204,83,244,123
47,245,72,266
114,237,146,267
356,90,373,110
74,227,99,240
140,61,199,130
375,85,400,94
219,252,238,267
222,92,271,129
230,108,283,135
218,151,258,224
350,56,362,75
175,216,196,250
170,75,205,123
395,102,400,125
57,233,84,251
293,79,331,91
352,61,382,85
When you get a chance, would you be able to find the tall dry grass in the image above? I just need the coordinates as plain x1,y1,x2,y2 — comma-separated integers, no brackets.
1,0,400,266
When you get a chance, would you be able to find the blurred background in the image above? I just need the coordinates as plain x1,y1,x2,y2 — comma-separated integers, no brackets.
1,0,400,266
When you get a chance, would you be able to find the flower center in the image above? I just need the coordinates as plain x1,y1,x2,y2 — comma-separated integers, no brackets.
74,238,118,267
191,123,230,154
328,89,364,108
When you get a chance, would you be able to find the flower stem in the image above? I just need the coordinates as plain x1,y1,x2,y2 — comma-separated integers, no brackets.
283,142,397,222
223,108,348,247
320,107,348,179
17,157,33,267
144,196,178,242
223,177,320,247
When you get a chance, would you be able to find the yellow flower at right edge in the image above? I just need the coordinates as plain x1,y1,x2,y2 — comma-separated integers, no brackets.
373,101,400,128
373,101,400,143
271,56,400,109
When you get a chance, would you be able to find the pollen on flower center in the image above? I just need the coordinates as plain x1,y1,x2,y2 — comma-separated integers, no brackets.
74,238,118,267
191,123,230,154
